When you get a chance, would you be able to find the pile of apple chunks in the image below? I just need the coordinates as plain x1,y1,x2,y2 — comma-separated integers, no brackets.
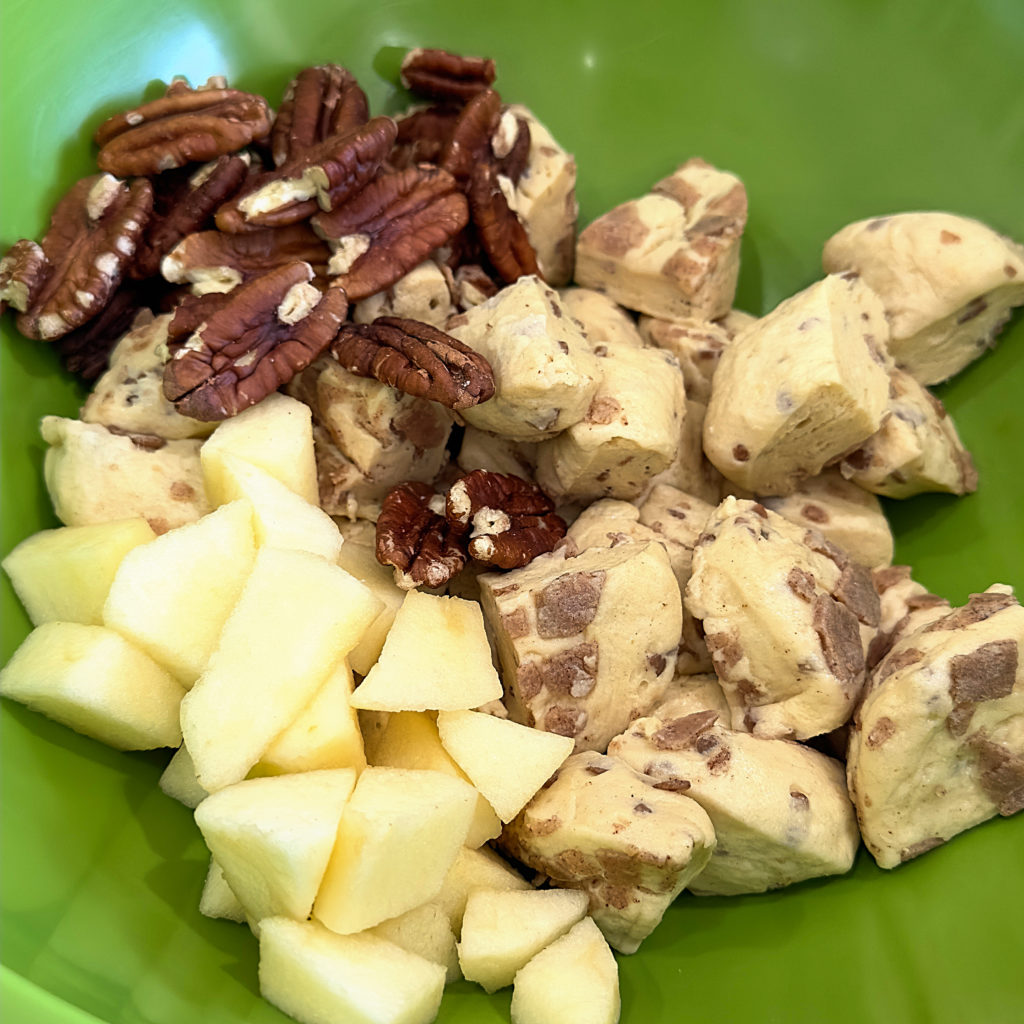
1,392,621,1024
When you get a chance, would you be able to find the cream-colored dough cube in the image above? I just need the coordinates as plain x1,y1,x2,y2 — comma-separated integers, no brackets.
557,287,645,350
822,211,1024,384
200,392,319,506
534,344,684,503
456,425,538,478
102,499,256,687
458,887,589,993
313,766,477,934
42,416,209,534
610,712,859,895
575,157,747,321
180,547,382,792
350,590,503,712
643,397,730,504
0,621,184,750
501,750,715,953
446,275,603,440
258,917,445,1024
353,259,455,327
81,312,214,440
2,517,156,626
194,769,357,927
479,542,682,752
703,273,891,495
510,917,620,1024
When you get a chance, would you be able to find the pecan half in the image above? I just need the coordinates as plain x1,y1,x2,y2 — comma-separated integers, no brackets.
446,469,566,568
400,48,497,103
162,260,347,420
162,222,331,293
467,161,541,283
330,315,493,410
0,240,49,314
131,154,251,279
215,117,397,233
94,78,272,177
388,105,461,172
271,65,370,167
440,88,503,187
376,480,469,590
315,164,469,301
15,173,154,341
492,109,532,185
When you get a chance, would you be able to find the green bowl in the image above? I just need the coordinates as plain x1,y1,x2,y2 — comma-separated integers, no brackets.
2,1,1023,1022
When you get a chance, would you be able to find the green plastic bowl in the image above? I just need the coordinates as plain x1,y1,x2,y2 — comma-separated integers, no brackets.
2,1,1023,1022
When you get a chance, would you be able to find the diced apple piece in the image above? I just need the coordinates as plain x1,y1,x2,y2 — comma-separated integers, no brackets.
336,534,404,676
194,769,356,926
369,711,500,848
313,767,476,934
437,710,574,822
199,858,246,923
254,660,366,776
201,392,318,506
181,547,383,792
2,518,156,626
210,452,343,562
259,917,446,1024
434,846,533,936
510,917,620,1024
0,621,184,749
371,901,461,984
159,745,208,808
102,499,256,686
350,591,502,712
459,888,589,993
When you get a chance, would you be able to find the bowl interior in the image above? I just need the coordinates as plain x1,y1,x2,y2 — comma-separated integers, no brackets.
2,2,1023,1022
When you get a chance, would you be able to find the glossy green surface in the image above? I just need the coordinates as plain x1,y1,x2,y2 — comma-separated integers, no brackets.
2,1,1023,1022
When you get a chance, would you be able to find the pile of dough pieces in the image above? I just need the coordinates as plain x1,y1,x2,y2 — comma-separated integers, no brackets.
39,147,1024,958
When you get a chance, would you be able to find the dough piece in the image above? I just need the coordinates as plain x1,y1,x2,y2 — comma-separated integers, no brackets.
638,310,751,404
504,104,578,287
534,344,684,502
352,260,455,328
822,212,1024,385
838,367,978,498
574,158,747,321
848,586,1024,869
499,750,716,953
703,273,892,495
759,467,894,569
456,425,538,479
41,416,209,535
866,564,950,670
646,673,731,721
478,542,682,753
684,497,880,740
288,356,453,521
609,711,859,895
566,491,713,675
557,287,644,351
81,313,215,441
642,398,729,505
446,275,603,440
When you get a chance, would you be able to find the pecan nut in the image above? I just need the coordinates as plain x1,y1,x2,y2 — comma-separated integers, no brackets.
400,48,497,103
131,154,251,280
446,469,566,568
215,116,397,233
162,222,332,293
467,161,541,284
440,88,503,188
0,239,48,314
376,480,469,590
15,173,154,340
388,105,461,172
94,78,272,177
331,315,494,410
162,260,347,420
315,164,469,301
271,65,370,167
